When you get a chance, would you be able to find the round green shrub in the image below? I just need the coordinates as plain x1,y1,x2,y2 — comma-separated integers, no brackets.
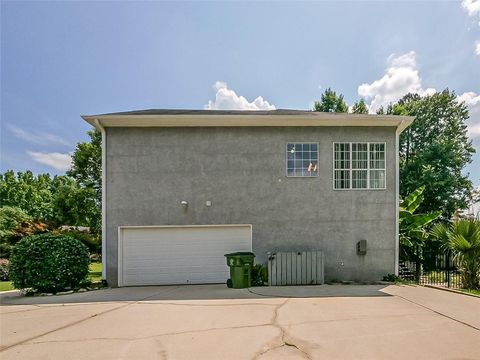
9,233,90,293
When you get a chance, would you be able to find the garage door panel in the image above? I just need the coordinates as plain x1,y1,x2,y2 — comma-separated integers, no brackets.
119,225,252,286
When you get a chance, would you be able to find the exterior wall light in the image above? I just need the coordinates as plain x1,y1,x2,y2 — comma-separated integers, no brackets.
181,200,188,207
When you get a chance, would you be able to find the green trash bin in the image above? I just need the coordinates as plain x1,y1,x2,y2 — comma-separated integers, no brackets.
225,252,255,289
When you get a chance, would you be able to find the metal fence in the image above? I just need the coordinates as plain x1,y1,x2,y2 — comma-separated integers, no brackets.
399,250,462,288
267,251,324,286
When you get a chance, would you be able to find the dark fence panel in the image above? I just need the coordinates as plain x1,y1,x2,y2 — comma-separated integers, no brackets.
399,250,462,289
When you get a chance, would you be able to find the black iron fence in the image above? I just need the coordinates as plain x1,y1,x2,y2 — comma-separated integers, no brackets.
399,250,462,289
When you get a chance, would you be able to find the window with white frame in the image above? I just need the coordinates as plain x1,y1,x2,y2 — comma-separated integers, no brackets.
333,142,385,189
286,143,319,177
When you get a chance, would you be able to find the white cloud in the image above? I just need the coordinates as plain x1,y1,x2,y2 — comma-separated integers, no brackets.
8,124,70,146
204,81,275,111
458,92,480,138
462,0,480,17
28,151,72,171
462,1,480,55
357,51,436,114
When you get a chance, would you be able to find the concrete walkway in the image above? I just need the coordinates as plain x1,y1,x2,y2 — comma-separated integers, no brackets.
1,284,479,359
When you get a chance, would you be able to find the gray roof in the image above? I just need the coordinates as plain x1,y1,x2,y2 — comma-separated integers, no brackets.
98,109,321,116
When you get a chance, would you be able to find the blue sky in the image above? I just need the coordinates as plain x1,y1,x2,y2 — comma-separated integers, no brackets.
1,1,479,182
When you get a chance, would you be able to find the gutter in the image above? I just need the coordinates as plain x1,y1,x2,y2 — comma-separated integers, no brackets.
93,118,107,280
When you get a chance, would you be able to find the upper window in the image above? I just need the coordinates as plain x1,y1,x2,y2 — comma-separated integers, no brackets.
333,142,386,189
286,143,319,177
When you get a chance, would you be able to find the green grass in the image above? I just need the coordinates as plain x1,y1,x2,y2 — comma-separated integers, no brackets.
459,288,480,297
88,262,102,283
0,262,103,292
0,281,14,292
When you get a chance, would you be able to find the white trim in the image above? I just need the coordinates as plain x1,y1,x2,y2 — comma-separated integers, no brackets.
117,227,122,287
94,119,107,280
285,142,320,178
394,130,400,275
83,113,414,129
117,224,253,287
332,142,387,191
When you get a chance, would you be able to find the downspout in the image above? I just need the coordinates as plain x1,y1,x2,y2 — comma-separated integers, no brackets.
395,126,400,276
93,118,107,280
394,118,412,276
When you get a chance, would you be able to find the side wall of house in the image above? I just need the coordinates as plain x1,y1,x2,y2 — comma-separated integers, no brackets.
105,126,397,286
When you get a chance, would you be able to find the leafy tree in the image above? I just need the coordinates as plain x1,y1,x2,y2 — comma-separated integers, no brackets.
388,90,475,218
0,206,47,258
351,99,368,114
0,170,99,232
313,88,348,113
432,219,480,289
0,130,102,234
50,176,99,231
399,187,441,280
67,129,102,234
0,171,53,221
68,129,101,192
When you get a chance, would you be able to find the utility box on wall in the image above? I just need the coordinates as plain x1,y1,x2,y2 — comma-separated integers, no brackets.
357,240,367,255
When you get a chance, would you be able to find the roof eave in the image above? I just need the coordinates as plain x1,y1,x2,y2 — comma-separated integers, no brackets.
83,113,414,131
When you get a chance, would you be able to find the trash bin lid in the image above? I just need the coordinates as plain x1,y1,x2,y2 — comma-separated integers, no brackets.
224,252,255,257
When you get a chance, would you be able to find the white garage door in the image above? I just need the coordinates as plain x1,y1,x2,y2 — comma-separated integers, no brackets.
118,225,252,286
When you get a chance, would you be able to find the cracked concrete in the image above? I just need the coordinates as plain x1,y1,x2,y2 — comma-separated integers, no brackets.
1,284,479,359
254,299,311,360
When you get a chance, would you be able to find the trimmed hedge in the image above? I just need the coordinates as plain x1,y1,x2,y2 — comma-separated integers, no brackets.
9,233,89,293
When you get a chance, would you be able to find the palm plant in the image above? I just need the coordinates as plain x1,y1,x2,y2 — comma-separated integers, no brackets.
431,219,480,289
400,186,441,280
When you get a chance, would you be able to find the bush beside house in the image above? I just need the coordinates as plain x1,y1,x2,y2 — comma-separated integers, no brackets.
9,233,90,293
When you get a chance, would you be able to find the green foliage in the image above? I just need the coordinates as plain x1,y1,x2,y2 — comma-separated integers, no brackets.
0,206,48,258
426,271,446,283
68,129,101,192
59,230,101,255
399,186,441,262
382,274,402,282
67,129,101,234
1,171,100,234
0,206,32,240
389,90,475,218
313,88,348,113
351,99,368,114
0,259,10,281
9,233,90,293
431,219,480,289
251,264,268,286
88,262,102,283
51,177,100,233
0,171,54,221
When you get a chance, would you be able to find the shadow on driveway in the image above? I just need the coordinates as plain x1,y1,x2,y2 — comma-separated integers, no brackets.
0,284,391,306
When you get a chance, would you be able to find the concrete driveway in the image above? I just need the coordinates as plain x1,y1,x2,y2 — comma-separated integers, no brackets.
1,285,479,359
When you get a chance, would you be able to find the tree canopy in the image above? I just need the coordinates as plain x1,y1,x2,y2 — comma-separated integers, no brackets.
388,89,475,218
313,88,348,113
351,99,368,114
1,130,102,234
67,129,102,233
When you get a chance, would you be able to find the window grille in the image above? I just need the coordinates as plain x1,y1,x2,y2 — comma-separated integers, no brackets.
286,143,319,177
334,142,385,189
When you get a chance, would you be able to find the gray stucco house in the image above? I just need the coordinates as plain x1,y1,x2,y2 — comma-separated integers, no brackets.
83,109,413,287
